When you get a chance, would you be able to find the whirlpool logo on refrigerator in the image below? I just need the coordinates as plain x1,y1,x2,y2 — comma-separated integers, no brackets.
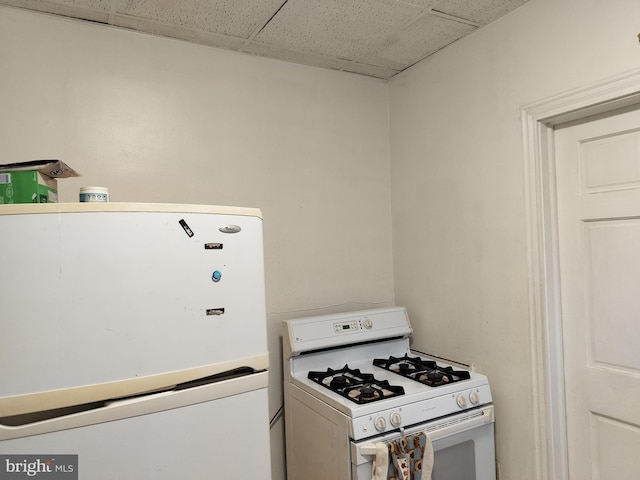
0,456,77,479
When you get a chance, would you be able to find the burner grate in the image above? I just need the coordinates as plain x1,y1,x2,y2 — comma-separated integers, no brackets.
373,354,471,387
307,365,405,404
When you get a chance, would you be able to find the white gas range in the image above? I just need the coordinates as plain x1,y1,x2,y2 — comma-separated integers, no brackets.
283,307,496,480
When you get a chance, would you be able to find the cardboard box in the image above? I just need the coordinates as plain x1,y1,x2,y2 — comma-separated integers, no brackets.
0,170,58,204
0,160,79,204
0,159,79,178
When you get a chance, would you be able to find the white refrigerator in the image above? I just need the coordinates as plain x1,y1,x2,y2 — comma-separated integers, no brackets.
0,203,271,479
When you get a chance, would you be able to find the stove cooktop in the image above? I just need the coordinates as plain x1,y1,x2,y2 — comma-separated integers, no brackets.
307,354,474,405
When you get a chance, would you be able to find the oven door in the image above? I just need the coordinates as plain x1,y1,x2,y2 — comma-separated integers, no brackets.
351,405,495,480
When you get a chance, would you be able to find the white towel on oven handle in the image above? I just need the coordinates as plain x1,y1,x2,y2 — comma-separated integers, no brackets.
371,442,388,480
422,433,434,479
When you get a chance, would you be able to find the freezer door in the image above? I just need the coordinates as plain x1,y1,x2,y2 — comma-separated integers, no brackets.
0,206,268,402
0,380,271,479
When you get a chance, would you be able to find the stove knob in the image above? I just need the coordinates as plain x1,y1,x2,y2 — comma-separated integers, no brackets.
374,416,387,432
469,391,480,405
456,394,468,409
362,318,373,329
390,412,402,427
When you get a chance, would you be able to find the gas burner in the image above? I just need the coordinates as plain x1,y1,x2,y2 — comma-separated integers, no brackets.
308,365,405,404
373,354,471,387
419,370,447,386
360,385,377,400
329,375,353,389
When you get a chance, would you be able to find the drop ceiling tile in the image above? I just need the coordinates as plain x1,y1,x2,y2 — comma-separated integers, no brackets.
113,14,246,50
358,12,476,71
253,0,422,61
0,0,111,22
243,41,351,72
432,0,530,25
115,0,285,39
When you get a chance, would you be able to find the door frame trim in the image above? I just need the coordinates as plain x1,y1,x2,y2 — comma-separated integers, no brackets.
522,67,640,480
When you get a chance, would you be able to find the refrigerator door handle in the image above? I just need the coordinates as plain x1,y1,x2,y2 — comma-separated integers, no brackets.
0,370,268,441
0,353,269,418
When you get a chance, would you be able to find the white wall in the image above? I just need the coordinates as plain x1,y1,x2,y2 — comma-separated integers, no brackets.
0,6,393,479
389,0,640,478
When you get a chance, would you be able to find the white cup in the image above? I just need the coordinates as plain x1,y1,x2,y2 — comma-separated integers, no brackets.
79,186,109,202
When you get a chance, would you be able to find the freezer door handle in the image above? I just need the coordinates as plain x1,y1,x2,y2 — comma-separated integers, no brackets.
0,353,269,418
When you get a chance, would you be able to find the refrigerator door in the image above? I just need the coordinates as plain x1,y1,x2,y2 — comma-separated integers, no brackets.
0,373,271,479
0,203,268,415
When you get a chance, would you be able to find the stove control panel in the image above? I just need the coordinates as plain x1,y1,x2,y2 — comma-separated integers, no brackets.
350,384,493,441
285,307,412,355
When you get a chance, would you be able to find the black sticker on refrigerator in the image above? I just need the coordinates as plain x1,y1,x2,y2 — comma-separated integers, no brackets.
204,243,223,250
178,219,194,237
206,308,225,316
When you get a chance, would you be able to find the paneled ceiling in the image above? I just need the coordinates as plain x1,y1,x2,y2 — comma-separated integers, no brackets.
0,0,531,79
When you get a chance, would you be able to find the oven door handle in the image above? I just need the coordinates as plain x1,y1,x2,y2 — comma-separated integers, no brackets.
359,406,494,455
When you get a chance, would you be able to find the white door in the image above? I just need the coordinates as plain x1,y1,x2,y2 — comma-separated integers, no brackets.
555,105,640,479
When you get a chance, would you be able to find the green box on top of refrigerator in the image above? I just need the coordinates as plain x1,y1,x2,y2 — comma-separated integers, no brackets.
0,170,58,204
